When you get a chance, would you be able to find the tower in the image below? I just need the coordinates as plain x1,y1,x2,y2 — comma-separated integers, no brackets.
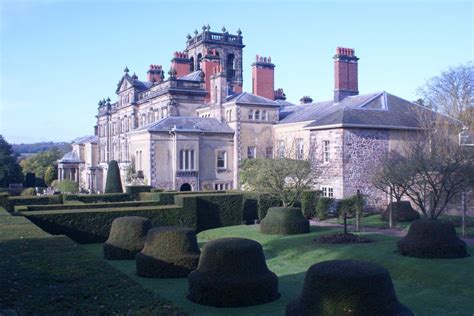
185,25,244,95
333,47,359,102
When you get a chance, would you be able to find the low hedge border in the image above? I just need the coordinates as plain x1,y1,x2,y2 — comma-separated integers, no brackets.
5,195,63,212
16,200,168,212
125,185,152,200
139,190,227,204
63,193,132,204
192,193,243,232
23,196,197,244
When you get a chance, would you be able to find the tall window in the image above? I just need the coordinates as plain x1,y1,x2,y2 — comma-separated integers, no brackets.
323,140,330,163
296,138,304,160
217,151,227,169
255,110,260,120
265,146,273,159
261,110,267,121
179,149,195,171
247,146,256,159
248,109,254,120
321,186,334,198
277,140,285,158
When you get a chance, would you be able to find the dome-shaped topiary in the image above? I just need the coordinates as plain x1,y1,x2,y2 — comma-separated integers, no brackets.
397,219,468,259
286,260,413,316
260,207,310,235
187,237,280,307
105,160,123,193
136,226,200,278
381,201,420,222
103,216,152,260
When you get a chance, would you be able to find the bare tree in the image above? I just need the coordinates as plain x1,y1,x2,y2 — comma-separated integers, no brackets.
417,62,473,121
373,152,410,203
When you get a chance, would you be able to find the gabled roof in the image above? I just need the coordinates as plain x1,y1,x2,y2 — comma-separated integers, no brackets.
178,70,203,82
115,74,153,93
224,92,280,107
134,117,234,134
71,135,98,145
279,91,443,130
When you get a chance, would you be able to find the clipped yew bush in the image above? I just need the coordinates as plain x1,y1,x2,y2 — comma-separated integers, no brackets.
136,226,200,278
260,207,310,235
381,201,420,222
105,160,123,193
286,260,413,316
187,237,279,307
397,219,468,259
103,216,152,260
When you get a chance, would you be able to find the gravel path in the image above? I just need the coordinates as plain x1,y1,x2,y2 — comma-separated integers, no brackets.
310,219,474,246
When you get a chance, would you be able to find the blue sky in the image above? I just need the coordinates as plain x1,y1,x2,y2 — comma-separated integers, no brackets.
1,0,472,143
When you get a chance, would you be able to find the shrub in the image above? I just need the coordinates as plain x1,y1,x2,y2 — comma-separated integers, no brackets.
25,172,36,188
381,201,420,222
0,192,8,208
260,207,310,235
24,196,197,243
242,192,259,224
55,180,79,194
136,226,200,278
194,193,243,232
139,192,162,201
105,160,123,193
44,165,57,186
103,216,152,260
150,188,165,192
286,260,413,316
5,195,63,212
125,185,152,200
315,197,333,220
21,188,36,196
300,190,320,219
397,219,467,259
188,237,280,307
257,193,281,220
63,193,132,203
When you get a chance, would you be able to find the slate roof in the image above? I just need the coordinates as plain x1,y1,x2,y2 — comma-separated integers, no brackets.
134,117,234,134
58,151,82,163
178,70,203,82
279,91,449,130
224,92,281,107
72,135,98,145
116,73,153,93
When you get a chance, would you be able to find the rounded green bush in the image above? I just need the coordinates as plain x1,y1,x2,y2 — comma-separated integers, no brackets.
187,237,280,307
381,201,420,222
136,226,200,278
260,207,310,235
286,259,413,316
103,216,152,260
397,219,467,259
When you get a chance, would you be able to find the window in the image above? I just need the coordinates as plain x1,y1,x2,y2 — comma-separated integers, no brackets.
277,140,285,158
179,149,195,171
321,186,334,198
255,110,260,120
265,146,273,159
248,109,254,120
217,151,227,169
215,182,231,190
247,146,256,159
296,138,304,160
261,110,267,121
323,140,330,163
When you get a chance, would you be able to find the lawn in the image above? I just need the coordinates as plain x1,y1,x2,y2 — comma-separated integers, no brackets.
326,213,474,236
83,225,474,316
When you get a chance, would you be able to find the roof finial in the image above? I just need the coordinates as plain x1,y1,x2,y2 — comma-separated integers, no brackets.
206,23,210,30
202,24,207,31
236,28,242,36
194,29,198,35
186,33,191,40
132,72,138,80
106,97,111,102
124,66,129,73
222,26,227,33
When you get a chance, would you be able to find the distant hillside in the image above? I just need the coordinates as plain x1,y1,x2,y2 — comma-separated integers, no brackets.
12,142,72,155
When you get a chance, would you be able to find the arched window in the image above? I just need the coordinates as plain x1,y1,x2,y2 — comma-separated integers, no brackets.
196,53,202,70
261,110,267,121
190,57,195,72
226,53,235,79
248,109,254,120
255,110,260,120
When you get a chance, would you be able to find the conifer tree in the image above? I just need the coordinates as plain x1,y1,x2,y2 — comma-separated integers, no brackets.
105,160,123,193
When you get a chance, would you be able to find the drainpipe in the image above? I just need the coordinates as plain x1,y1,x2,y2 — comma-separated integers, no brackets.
169,125,177,190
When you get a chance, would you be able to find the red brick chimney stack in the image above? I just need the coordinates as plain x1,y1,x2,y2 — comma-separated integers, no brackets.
171,51,192,78
333,47,359,102
252,55,275,100
147,65,164,84
200,49,221,103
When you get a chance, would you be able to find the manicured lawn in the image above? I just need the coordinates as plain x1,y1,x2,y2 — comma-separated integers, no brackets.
83,225,474,316
326,213,474,236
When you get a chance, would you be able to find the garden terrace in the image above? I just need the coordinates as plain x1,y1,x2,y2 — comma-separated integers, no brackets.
0,207,183,315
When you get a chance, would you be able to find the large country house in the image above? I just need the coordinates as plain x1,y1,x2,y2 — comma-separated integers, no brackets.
59,26,444,209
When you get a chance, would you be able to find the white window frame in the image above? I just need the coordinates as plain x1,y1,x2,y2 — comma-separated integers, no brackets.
321,186,334,198
323,140,330,163
179,149,195,171
296,138,304,160
247,146,256,159
216,151,227,170
277,140,285,158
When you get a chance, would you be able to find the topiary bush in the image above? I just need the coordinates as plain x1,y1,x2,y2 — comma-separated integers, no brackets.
315,197,333,220
242,192,259,224
300,190,320,219
25,172,36,188
21,188,36,196
103,216,152,260
260,207,310,235
397,219,468,259
381,201,420,222
136,226,200,278
286,259,413,316
194,193,243,232
125,185,152,200
63,193,132,203
105,160,123,193
54,180,79,194
187,237,279,307
257,193,281,220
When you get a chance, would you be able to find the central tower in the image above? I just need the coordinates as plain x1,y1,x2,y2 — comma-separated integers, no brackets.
185,25,244,94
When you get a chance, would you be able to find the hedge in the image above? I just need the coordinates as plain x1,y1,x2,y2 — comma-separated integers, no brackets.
300,190,321,219
193,193,243,232
315,197,334,220
125,185,152,200
16,200,168,212
0,192,8,209
242,192,260,224
23,196,197,244
5,195,63,212
63,193,132,204
258,193,281,220
139,190,227,204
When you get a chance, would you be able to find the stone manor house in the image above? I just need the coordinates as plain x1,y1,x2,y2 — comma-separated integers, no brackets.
58,26,442,209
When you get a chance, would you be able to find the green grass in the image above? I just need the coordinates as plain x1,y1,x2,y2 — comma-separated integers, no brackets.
326,214,474,236
83,225,474,316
